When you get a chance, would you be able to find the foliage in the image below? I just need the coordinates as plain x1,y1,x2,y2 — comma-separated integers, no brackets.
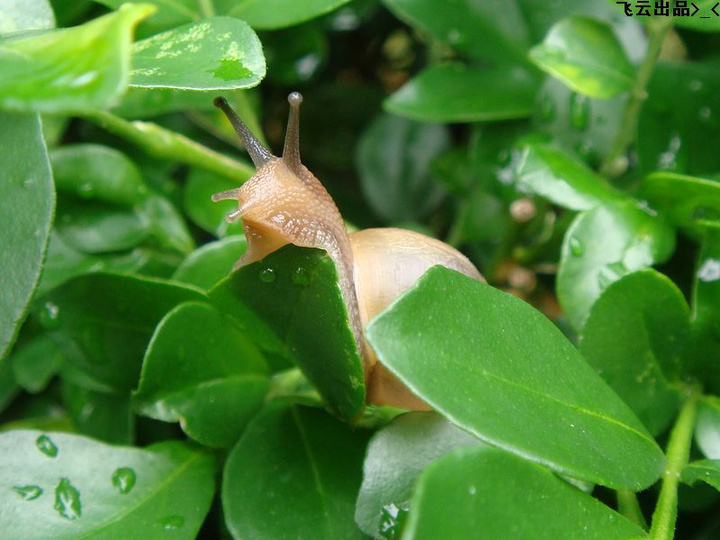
1,0,719,538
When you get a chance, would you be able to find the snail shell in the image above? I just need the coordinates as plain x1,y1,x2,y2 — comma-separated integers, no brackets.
212,93,484,410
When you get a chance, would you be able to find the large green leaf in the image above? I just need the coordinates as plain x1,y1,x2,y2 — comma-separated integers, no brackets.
356,113,449,222
366,267,665,490
557,201,676,332
640,172,720,231
0,113,54,362
385,64,539,123
0,430,214,539
173,236,247,290
514,142,624,210
580,270,689,436
0,0,55,34
0,4,154,112
222,0,352,30
222,402,369,539
355,412,482,538
529,16,635,99
134,302,269,448
404,447,646,539
210,245,364,420
682,460,720,492
34,273,205,392
131,17,265,90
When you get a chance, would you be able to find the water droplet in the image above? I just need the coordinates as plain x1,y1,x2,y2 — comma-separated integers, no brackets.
569,236,585,257
569,93,590,131
111,468,137,494
658,132,682,170
54,478,82,520
259,268,276,283
78,182,95,198
38,302,60,329
538,92,555,122
291,267,310,287
697,258,720,282
159,515,185,530
689,79,704,93
378,503,410,539
699,106,713,123
36,435,58,458
13,485,43,501
447,28,461,44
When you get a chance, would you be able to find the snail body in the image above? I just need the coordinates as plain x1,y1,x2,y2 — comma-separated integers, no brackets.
212,93,483,410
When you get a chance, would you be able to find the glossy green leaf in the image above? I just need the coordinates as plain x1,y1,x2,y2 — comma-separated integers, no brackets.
682,460,720,492
10,335,63,394
223,402,368,539
50,144,149,207
381,0,530,64
367,267,665,489
134,302,268,448
356,113,449,222
355,412,482,537
580,270,689,436
0,0,55,34
368,267,665,489
638,61,720,176
62,382,133,444
558,201,676,332
530,16,635,99
691,230,720,392
94,0,198,34
696,396,720,459
131,17,265,90
0,430,214,539
385,64,539,123
404,447,646,539
183,167,246,237
0,4,154,112
0,113,54,362
34,273,205,392
222,0,352,30
641,172,720,230
515,143,624,210
173,236,247,290
210,245,364,420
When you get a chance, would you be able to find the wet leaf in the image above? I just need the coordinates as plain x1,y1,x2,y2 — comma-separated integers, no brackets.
682,460,720,492
223,402,368,539
0,430,214,539
366,267,665,490
641,172,720,230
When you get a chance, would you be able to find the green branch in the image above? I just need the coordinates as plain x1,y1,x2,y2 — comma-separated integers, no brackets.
82,109,253,183
616,489,648,531
648,385,701,540
600,18,672,177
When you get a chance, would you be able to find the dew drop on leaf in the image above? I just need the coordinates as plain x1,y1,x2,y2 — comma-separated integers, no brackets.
111,467,137,494
54,478,82,520
569,236,585,257
38,302,61,329
378,502,409,540
13,485,43,501
36,435,58,458
259,268,276,283
291,267,310,287
158,515,185,530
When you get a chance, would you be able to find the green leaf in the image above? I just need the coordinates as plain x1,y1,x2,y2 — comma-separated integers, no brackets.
529,16,635,99
674,0,720,32
210,245,365,420
62,382,133,445
356,113,449,222
385,64,539,123
0,430,215,539
263,23,328,85
173,236,247,290
355,412,482,537
183,167,246,237
381,0,531,64
0,113,54,362
134,302,268,448
641,172,720,230
94,0,198,34
34,273,205,392
580,270,689,436
131,17,265,90
515,143,624,210
50,144,149,207
222,0,352,30
10,335,63,394
140,194,195,254
223,402,369,539
691,230,720,392
366,267,665,490
404,447,647,539
696,396,720,459
682,460,720,492
0,4,154,113
0,0,55,34
558,201,676,332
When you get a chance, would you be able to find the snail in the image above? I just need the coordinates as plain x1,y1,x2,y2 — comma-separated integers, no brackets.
212,93,484,410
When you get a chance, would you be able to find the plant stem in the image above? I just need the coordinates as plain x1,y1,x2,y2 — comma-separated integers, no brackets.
82,109,253,182
617,489,648,530
600,17,672,178
196,0,216,18
648,385,702,540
